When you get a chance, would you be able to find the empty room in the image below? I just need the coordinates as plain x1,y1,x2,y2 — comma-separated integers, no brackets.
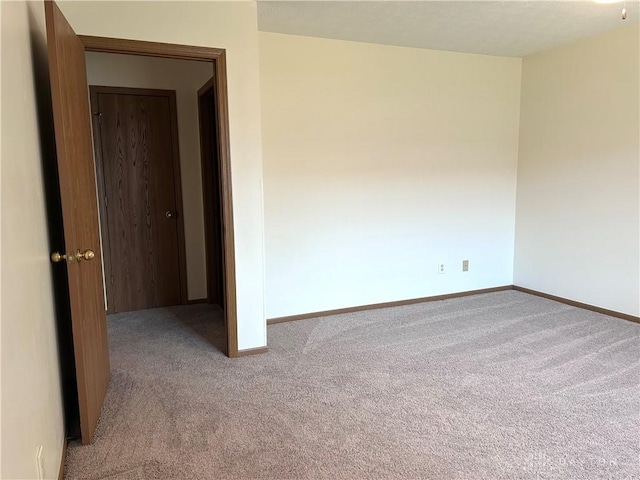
1,1,638,479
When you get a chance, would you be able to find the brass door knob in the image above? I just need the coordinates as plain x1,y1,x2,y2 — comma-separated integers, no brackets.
51,251,67,263
76,249,96,261
52,249,94,263
51,251,77,264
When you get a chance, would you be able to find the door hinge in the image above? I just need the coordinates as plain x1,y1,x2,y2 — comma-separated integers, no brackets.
104,194,108,209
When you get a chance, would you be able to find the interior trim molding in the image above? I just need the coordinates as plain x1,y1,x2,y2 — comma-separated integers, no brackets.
187,298,208,305
267,285,514,325
512,286,640,324
58,437,67,480
79,36,223,61
256,285,637,355
236,346,269,357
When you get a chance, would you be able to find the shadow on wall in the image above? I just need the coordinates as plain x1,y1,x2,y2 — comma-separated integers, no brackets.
27,6,80,439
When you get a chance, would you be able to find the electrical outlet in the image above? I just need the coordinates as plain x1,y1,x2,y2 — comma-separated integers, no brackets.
438,261,445,274
462,260,469,272
36,445,44,480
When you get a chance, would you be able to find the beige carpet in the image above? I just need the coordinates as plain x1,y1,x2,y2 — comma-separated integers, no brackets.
64,291,640,479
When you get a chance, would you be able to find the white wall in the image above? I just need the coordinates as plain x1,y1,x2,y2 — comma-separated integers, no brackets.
59,1,267,349
1,1,65,478
85,52,213,302
515,24,640,316
259,33,522,318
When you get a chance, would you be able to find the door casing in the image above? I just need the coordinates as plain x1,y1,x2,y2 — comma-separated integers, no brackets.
80,36,239,356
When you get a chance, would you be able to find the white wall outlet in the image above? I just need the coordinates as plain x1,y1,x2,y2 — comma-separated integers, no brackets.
438,261,445,274
36,445,45,480
462,260,469,272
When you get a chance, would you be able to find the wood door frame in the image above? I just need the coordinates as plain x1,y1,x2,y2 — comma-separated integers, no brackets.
89,86,189,313
80,36,239,357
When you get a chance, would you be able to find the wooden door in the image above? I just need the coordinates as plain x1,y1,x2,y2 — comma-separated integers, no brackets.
198,79,225,308
45,0,110,445
90,87,187,313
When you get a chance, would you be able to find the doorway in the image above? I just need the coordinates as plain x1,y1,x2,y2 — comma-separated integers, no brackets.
79,37,238,360
90,86,188,313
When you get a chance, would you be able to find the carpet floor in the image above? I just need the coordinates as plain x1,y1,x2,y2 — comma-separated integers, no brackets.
64,290,640,480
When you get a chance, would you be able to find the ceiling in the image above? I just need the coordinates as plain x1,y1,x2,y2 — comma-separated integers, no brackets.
257,1,640,57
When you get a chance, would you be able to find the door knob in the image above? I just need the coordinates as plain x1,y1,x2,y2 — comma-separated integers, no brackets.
165,211,178,219
51,251,73,263
51,249,95,263
76,249,96,261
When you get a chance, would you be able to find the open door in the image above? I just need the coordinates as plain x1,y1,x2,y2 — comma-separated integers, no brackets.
45,0,110,444
198,78,226,311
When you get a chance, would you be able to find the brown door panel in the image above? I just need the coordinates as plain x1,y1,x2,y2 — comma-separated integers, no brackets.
93,89,186,313
45,0,110,445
